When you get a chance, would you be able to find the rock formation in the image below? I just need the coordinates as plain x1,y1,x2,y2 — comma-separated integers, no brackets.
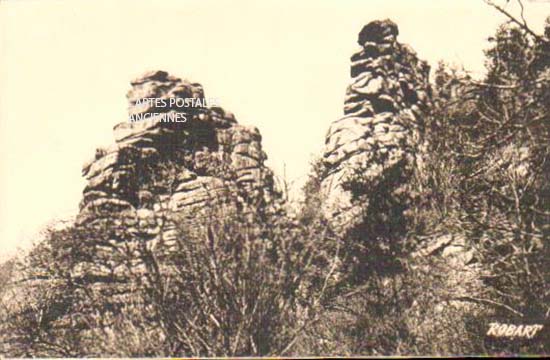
79,69,275,230
319,18,477,277
73,70,277,297
320,19,431,232
318,20,483,337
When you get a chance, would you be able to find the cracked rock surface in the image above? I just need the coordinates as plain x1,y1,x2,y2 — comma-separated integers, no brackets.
320,19,431,231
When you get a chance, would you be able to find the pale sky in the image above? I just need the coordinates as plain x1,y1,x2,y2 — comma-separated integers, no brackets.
1,0,549,258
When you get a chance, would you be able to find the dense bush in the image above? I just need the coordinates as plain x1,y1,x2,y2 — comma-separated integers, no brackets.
0,193,343,357
416,12,550,355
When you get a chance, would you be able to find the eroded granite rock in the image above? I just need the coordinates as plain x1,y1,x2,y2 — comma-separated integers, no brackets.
320,19,431,231
74,70,277,286
79,70,274,225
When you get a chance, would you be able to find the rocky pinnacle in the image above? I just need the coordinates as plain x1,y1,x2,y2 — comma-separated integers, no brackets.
320,19,432,231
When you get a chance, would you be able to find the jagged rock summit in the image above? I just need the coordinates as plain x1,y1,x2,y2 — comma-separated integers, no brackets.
79,70,276,234
320,19,431,231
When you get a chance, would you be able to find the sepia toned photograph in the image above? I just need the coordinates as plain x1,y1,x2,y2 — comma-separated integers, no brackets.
0,0,548,357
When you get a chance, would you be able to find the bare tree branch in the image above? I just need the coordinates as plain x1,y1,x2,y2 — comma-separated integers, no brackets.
484,0,549,44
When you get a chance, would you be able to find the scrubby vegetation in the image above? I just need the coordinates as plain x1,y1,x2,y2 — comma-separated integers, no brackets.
1,3,549,357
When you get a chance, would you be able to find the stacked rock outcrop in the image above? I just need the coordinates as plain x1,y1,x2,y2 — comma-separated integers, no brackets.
318,20,483,327
80,70,274,226
72,70,276,299
81,71,272,219
321,19,431,231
